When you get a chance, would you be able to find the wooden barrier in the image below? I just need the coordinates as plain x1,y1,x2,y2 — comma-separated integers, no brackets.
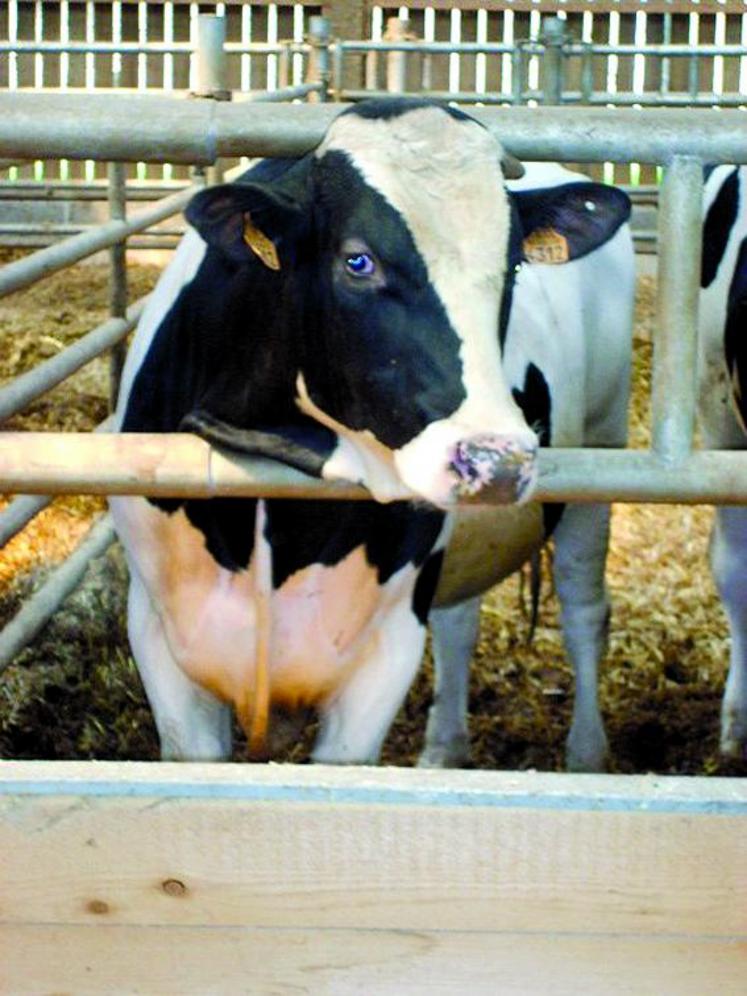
1,762,745,993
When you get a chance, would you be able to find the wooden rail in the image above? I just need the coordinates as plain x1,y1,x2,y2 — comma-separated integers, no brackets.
1,762,745,993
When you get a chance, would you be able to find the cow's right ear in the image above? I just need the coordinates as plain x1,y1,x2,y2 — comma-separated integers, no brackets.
185,176,308,268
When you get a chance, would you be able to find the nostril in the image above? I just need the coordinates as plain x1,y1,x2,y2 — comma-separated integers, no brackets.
449,434,538,501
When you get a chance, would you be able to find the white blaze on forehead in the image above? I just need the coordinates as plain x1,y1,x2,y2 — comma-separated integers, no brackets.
317,106,527,434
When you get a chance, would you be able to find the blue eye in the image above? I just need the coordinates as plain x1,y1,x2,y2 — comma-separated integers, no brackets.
345,252,376,277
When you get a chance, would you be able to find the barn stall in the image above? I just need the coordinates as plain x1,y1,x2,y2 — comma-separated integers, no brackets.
1,5,747,991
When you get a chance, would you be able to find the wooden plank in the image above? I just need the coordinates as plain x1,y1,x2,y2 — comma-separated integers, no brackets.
3,926,747,995
1,763,745,938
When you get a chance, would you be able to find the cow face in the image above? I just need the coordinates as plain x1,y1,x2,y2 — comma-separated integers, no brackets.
186,99,628,509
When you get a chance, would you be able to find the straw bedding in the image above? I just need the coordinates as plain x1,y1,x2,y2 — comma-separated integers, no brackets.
0,253,742,774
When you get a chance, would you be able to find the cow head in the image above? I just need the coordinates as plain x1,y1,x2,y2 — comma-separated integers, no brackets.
185,98,629,509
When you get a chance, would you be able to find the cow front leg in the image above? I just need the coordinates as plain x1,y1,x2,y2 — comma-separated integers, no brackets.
711,507,747,759
552,502,611,772
418,595,481,768
312,601,427,765
127,571,233,762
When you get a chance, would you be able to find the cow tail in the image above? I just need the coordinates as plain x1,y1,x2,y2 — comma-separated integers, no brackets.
246,498,272,757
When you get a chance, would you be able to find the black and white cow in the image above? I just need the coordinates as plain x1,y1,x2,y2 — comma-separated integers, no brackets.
110,98,633,765
421,161,634,772
698,164,747,760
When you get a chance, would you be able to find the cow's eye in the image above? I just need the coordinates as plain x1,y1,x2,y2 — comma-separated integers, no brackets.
345,253,376,277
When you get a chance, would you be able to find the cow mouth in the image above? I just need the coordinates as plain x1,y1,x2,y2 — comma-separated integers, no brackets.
448,435,538,505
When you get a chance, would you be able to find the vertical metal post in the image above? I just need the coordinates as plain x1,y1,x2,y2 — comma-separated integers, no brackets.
195,14,229,100
652,156,703,460
108,161,127,412
580,44,593,103
541,16,566,105
511,44,524,104
385,17,409,94
193,14,229,185
307,15,331,102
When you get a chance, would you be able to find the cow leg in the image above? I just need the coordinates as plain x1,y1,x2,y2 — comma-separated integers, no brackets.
312,601,427,764
127,570,232,761
417,595,480,768
553,502,611,772
710,507,747,759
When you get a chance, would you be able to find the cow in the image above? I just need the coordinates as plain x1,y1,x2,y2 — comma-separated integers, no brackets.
698,164,747,761
421,161,634,772
110,97,632,765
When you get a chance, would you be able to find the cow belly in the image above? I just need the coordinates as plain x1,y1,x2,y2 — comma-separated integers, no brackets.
111,498,401,716
435,504,544,607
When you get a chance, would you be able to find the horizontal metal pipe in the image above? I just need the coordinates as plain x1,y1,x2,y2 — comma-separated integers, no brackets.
0,224,184,238
0,298,148,425
567,43,747,57
0,40,309,56
0,186,196,298
0,515,115,675
0,495,52,549
0,181,185,201
2,95,746,166
339,41,516,55
2,435,747,504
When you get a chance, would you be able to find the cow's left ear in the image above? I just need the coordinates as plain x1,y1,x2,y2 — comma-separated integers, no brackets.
512,182,631,265
185,170,309,268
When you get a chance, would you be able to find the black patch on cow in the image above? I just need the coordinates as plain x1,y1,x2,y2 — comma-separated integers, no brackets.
343,96,474,125
724,236,747,426
702,167,740,289
264,499,444,591
412,549,446,625
512,182,630,262
511,362,564,536
302,148,467,449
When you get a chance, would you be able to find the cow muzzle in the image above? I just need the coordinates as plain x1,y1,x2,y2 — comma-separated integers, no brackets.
449,433,538,505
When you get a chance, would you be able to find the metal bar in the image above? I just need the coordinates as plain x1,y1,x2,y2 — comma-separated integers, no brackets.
194,14,229,99
0,299,147,424
0,224,185,238
5,97,747,166
0,436,746,505
541,16,566,105
341,87,747,108
339,40,518,54
652,156,703,460
0,181,185,201
108,162,128,412
307,16,331,102
0,186,197,298
0,515,116,676
0,495,52,549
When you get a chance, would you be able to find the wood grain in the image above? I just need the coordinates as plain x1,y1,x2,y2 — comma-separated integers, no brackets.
3,925,747,995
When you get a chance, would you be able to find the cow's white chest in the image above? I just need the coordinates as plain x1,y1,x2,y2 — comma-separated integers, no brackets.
111,497,412,715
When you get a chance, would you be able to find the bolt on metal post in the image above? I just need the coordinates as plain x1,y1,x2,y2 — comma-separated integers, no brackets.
541,16,566,105
307,16,331,102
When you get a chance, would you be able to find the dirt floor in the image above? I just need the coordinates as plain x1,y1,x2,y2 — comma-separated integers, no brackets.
0,253,744,775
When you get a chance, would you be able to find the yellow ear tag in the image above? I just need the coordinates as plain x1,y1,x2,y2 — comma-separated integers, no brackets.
243,215,281,271
522,228,570,265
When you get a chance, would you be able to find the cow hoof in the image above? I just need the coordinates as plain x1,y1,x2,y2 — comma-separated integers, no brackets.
417,738,471,769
